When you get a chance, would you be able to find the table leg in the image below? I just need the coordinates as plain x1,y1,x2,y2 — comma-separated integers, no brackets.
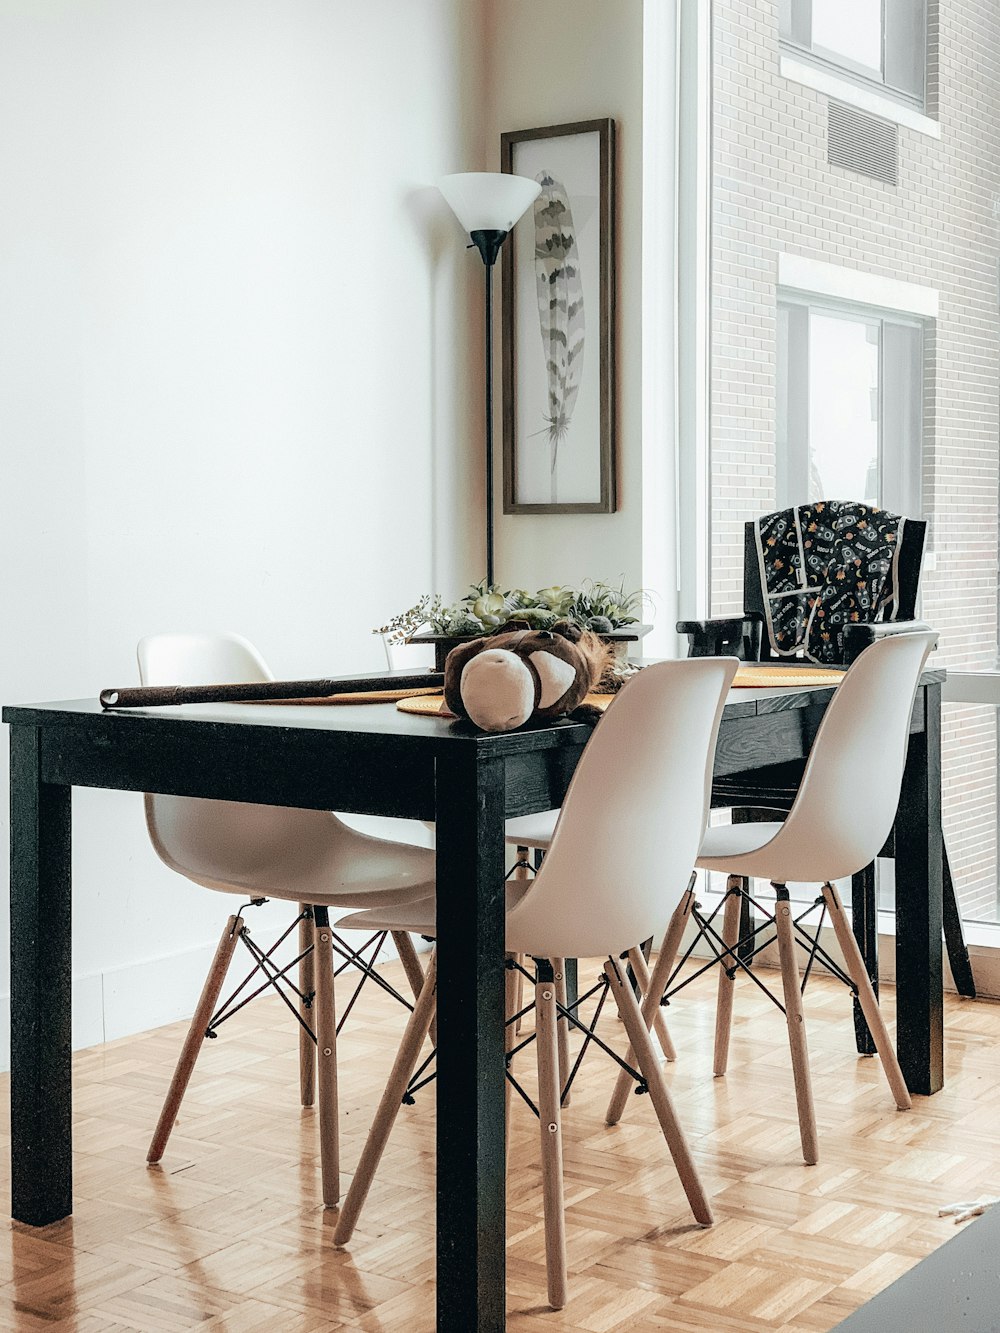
851,864,878,1056
9,725,73,1225
434,750,506,1332
894,683,944,1096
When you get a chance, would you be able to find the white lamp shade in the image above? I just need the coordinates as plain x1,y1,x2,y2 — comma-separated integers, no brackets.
438,172,541,234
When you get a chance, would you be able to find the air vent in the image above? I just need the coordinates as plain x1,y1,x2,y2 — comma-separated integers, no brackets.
827,101,898,186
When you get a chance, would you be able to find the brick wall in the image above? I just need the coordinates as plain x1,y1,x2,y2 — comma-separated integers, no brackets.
710,0,1000,918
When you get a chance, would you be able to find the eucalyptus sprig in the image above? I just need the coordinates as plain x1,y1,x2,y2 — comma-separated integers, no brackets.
375,579,648,645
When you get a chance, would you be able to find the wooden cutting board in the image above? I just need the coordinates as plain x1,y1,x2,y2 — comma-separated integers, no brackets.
732,666,843,687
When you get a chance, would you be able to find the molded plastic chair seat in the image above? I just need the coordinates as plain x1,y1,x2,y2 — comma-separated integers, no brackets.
337,871,534,937
504,809,558,851
696,821,784,873
338,900,435,935
148,803,435,906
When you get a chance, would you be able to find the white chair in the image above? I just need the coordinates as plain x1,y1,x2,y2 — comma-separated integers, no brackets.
329,657,739,1309
380,632,436,674
138,632,435,1207
608,630,937,1166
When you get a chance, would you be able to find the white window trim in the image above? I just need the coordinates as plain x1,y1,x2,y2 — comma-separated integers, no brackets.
780,54,941,140
778,252,939,319
943,672,1000,705
641,0,683,658
661,0,711,628
676,0,711,622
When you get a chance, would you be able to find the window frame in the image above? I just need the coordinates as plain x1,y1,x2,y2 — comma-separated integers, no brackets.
779,0,928,112
776,290,925,520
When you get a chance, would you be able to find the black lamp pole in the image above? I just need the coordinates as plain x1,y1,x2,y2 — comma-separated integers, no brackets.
469,228,508,590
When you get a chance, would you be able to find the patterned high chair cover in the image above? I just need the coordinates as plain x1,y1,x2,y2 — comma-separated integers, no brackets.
754,501,906,665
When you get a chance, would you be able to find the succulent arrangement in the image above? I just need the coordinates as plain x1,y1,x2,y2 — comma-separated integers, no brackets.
375,580,647,646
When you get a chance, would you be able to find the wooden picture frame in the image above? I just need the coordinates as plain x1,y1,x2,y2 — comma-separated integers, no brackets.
501,118,617,514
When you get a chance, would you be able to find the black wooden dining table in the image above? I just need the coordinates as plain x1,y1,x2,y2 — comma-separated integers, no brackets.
3,667,945,1332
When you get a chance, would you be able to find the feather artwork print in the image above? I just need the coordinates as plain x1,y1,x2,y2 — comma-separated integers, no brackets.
533,172,585,502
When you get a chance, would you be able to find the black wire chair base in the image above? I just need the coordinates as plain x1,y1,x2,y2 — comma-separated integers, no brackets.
399,955,648,1119
206,900,414,1044
660,881,859,1020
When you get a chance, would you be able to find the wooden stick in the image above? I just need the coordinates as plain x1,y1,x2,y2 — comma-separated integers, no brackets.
604,957,713,1226
714,877,744,1078
773,887,819,1165
334,952,438,1246
822,883,912,1110
147,914,243,1164
392,930,436,1047
313,908,340,1208
100,671,442,710
627,946,677,1062
606,885,693,1126
298,909,315,1109
535,965,568,1310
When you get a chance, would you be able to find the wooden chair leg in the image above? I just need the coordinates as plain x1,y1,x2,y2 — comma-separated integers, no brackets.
148,914,243,1164
627,946,676,1062
534,960,568,1310
392,929,425,1001
552,957,571,1108
334,952,438,1246
606,884,694,1126
714,877,743,1077
313,907,340,1208
298,907,316,1108
514,958,526,1035
821,883,912,1110
773,885,819,1165
604,956,713,1226
393,929,437,1046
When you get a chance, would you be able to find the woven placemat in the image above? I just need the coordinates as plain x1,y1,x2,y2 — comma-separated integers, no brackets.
733,666,843,688
254,686,443,706
395,668,841,719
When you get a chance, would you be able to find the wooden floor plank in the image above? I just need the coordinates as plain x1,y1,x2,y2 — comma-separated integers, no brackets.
2,951,998,1330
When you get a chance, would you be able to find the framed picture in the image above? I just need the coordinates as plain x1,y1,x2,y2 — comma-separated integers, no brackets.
501,118,616,514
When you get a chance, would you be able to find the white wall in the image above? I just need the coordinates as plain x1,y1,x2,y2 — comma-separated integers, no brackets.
0,0,484,1055
485,0,652,602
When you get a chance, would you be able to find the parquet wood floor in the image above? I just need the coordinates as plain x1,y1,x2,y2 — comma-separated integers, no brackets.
2,951,998,1332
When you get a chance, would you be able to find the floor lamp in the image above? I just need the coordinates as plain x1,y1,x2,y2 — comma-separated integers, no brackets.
439,172,541,589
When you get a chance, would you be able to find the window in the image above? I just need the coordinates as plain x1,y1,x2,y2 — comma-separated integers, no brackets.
702,0,1000,932
780,0,927,107
776,298,923,516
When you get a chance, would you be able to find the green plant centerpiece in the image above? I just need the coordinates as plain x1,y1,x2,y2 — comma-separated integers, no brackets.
376,580,651,675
